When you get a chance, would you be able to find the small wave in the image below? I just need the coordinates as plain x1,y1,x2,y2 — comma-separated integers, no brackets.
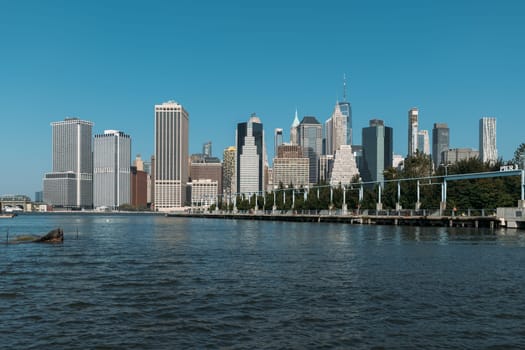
494,313,525,320
67,301,95,310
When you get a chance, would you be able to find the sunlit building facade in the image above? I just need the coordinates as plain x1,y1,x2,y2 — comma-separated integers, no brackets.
154,101,189,211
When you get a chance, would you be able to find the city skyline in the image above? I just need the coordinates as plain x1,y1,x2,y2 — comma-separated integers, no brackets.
1,1,524,196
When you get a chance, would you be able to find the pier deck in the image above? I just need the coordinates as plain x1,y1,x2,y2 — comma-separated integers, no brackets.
167,211,500,228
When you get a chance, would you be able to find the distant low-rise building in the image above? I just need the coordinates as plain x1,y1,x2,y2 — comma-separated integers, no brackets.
190,162,223,195
189,179,218,207
273,144,309,188
442,148,479,164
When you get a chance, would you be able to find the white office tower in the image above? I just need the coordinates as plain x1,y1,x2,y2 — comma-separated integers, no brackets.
479,117,498,164
330,145,360,186
93,130,131,209
154,101,189,211
325,102,347,156
43,117,93,209
408,108,419,156
239,117,261,194
290,109,300,145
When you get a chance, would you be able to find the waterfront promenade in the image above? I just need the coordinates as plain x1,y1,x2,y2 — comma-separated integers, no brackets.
168,208,501,228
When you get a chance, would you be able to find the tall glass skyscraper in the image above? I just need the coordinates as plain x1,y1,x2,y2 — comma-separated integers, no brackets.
362,119,393,185
93,130,131,209
339,74,352,146
43,117,93,208
479,117,498,164
298,116,322,184
417,130,430,155
154,101,189,211
338,101,352,146
432,123,449,169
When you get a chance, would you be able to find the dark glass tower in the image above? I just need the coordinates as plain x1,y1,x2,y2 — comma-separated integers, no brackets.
432,123,450,169
298,116,322,184
362,119,393,184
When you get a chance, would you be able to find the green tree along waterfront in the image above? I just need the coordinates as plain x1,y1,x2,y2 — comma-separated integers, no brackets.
213,149,524,213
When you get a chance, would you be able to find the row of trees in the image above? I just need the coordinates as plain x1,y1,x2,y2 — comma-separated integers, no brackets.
212,143,525,212
381,151,520,210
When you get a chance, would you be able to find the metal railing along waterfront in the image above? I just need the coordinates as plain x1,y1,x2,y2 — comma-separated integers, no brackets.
193,208,498,218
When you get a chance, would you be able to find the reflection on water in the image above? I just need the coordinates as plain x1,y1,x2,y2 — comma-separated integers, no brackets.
1,214,525,349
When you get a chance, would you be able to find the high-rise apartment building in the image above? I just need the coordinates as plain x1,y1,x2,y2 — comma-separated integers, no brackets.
479,117,498,164
298,116,323,184
154,101,189,211
131,166,148,208
236,114,264,194
274,128,283,159
290,109,300,145
362,119,393,184
131,154,148,208
432,123,450,168
417,130,430,155
43,117,93,208
408,108,419,156
222,146,236,196
93,130,131,209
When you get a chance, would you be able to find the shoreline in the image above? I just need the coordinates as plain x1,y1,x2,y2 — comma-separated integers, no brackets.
8,210,515,229
166,211,502,229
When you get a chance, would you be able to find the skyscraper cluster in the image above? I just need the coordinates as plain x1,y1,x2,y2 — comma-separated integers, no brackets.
40,79,500,211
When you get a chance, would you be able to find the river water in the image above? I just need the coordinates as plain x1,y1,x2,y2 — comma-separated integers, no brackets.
1,214,525,349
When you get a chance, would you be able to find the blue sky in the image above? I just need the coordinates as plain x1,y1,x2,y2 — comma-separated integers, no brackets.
1,0,524,197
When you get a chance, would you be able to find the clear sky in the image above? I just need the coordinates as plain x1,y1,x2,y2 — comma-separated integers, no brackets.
1,0,524,197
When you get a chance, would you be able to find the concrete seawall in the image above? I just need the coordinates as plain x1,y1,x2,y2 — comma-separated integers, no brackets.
167,212,500,228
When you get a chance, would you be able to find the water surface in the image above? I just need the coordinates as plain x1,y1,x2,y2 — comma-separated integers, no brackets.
1,214,525,349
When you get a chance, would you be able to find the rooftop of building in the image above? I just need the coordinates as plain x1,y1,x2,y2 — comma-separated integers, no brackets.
300,116,320,125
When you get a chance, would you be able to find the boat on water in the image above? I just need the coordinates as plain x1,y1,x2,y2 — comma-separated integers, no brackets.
0,200,18,218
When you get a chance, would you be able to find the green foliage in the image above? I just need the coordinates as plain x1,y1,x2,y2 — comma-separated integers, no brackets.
513,143,525,168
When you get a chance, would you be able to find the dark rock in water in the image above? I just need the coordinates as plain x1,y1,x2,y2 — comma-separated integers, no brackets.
33,228,64,243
